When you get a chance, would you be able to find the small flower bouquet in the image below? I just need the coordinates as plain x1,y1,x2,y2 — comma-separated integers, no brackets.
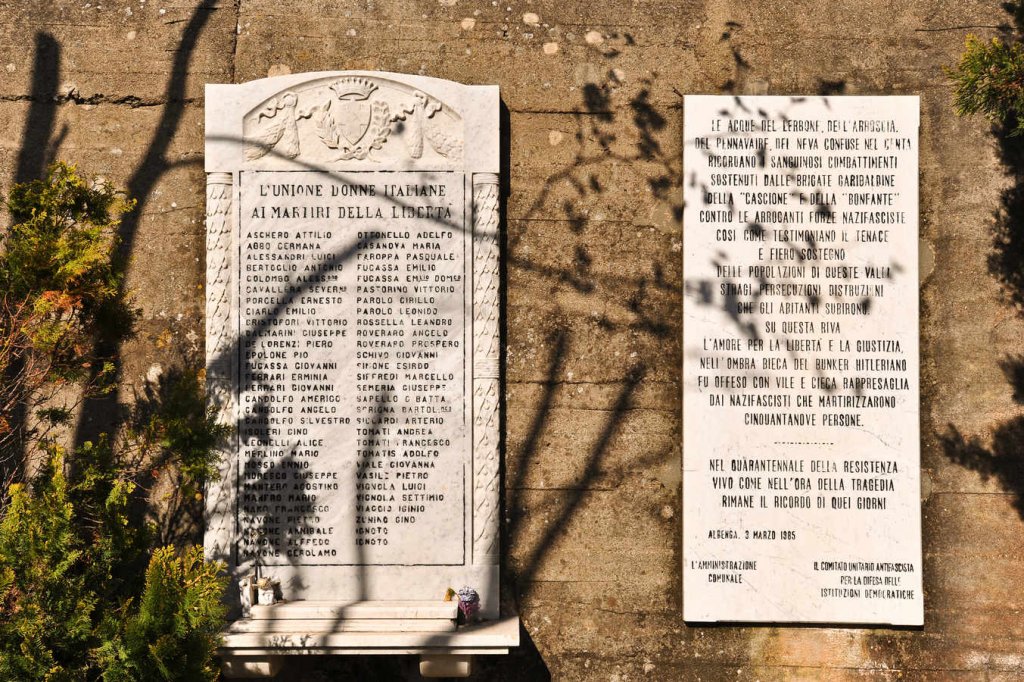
255,576,279,605
456,586,480,623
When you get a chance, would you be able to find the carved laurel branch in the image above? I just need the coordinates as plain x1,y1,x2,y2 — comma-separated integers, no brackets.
341,100,392,160
472,175,501,564
425,125,463,160
300,98,393,160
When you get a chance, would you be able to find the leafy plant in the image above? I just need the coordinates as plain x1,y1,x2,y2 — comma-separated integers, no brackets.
949,34,1024,134
0,162,134,482
95,546,226,682
0,451,96,680
0,164,230,680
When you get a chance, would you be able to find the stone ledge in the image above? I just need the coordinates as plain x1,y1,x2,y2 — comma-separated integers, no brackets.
246,599,459,621
219,613,519,678
218,613,520,654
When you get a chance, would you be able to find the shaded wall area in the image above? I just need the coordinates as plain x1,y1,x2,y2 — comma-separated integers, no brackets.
2,0,1024,679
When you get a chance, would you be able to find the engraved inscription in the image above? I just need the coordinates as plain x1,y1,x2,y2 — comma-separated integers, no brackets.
682,96,923,626
235,170,467,566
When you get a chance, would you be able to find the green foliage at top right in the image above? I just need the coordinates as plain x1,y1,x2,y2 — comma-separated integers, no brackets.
948,34,1024,135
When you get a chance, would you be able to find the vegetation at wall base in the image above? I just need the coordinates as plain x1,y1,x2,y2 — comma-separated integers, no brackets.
0,163,229,681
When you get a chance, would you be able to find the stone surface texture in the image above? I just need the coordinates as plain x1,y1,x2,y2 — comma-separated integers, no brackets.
1,0,1023,679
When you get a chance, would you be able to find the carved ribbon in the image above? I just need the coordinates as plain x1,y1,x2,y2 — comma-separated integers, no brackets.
204,172,237,563
472,173,501,565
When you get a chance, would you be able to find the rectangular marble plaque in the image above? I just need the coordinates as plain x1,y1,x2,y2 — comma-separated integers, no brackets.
204,72,500,618
682,96,923,625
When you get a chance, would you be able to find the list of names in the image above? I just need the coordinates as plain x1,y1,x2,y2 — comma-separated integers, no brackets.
236,170,466,566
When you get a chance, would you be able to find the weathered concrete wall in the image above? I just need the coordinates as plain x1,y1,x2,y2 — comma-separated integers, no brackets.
2,0,1024,679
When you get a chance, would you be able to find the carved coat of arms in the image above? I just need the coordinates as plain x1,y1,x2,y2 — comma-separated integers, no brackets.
300,77,392,161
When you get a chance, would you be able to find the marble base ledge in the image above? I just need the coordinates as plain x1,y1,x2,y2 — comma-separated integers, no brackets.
217,601,520,679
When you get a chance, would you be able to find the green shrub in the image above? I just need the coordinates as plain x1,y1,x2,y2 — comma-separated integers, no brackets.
0,163,229,680
95,546,226,682
949,34,1024,134
129,367,229,488
0,451,96,680
0,162,133,473
3,162,128,304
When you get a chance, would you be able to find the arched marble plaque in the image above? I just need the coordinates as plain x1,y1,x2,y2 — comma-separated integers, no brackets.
204,72,500,620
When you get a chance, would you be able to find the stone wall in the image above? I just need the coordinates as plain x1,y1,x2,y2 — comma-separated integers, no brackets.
2,0,1023,678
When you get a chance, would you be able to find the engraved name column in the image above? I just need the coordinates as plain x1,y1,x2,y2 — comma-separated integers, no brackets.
472,173,500,565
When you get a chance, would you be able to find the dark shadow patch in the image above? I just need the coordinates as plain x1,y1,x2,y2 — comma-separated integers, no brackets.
2,32,63,483
817,79,847,96
1001,354,1024,403
73,0,222,448
14,33,61,185
940,417,1024,520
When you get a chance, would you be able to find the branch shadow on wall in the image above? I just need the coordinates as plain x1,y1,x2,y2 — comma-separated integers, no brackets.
980,2,1024,308
988,116,1024,310
1,31,65,485
487,58,683,678
942,0,1024,522
72,0,222,448
289,64,678,680
940,355,1024,520
3,0,226,539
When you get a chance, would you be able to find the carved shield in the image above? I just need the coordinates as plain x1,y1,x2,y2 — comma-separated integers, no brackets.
335,99,372,144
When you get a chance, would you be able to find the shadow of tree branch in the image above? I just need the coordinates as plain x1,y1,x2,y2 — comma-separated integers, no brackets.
72,0,224,448
943,1,1024,523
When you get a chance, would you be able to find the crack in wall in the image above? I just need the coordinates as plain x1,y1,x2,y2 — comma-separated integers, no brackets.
229,0,241,82
0,93,198,107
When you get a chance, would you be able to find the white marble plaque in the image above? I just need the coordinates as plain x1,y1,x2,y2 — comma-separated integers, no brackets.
204,72,501,618
682,96,923,625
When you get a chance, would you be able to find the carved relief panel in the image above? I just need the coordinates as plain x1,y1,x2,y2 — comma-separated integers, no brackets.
242,76,464,167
